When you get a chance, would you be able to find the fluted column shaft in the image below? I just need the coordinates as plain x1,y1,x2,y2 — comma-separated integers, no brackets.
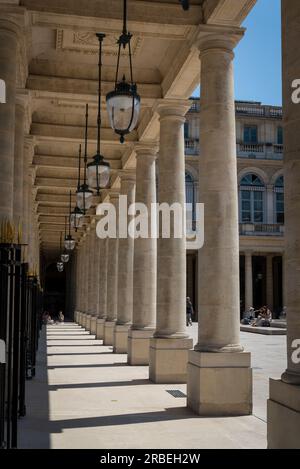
13,100,25,227
149,100,192,383
22,138,34,260
128,143,157,365
114,173,136,353
96,235,108,340
0,17,19,222
104,193,119,345
155,101,190,339
87,228,96,315
132,145,157,330
195,38,242,353
106,194,119,322
116,173,136,325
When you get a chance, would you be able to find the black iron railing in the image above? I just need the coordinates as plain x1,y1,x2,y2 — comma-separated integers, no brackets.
0,244,42,449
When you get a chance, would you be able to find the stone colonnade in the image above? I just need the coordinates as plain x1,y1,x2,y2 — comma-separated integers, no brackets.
0,5,288,443
0,9,40,276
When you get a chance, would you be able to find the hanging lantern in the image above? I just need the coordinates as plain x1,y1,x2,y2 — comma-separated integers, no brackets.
61,253,69,263
70,205,84,232
76,108,94,211
106,0,140,144
59,231,69,264
57,261,64,272
64,235,76,251
87,33,110,193
87,157,110,192
65,193,76,250
76,184,93,211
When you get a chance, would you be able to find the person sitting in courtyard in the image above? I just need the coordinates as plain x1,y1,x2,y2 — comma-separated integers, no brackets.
58,311,64,323
252,306,272,327
241,307,255,325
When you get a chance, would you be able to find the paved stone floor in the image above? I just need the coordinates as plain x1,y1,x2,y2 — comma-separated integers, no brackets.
18,322,286,449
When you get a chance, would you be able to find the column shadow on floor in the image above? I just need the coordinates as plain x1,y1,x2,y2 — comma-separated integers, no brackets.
46,407,198,434
47,352,113,356
47,363,128,369
48,379,151,391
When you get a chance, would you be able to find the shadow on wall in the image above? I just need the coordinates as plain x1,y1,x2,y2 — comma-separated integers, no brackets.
17,327,50,448
43,263,66,319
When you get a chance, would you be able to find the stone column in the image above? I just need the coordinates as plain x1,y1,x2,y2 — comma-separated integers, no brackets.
245,251,253,311
104,193,119,345
187,29,252,416
90,223,100,335
78,245,84,325
114,172,136,353
96,236,108,340
128,143,158,365
82,233,89,328
85,229,94,331
23,137,35,262
27,169,34,272
149,100,193,384
268,0,300,448
0,15,19,225
266,254,274,311
76,246,80,323
13,98,25,229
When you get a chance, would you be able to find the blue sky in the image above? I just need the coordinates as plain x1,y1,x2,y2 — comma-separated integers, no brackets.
193,0,282,106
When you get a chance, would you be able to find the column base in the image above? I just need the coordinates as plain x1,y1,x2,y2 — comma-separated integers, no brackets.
90,316,97,334
128,329,154,365
85,314,92,332
104,321,116,346
74,311,78,323
81,313,87,328
79,312,84,326
113,324,131,354
187,351,252,416
149,337,193,383
96,318,105,340
267,378,300,448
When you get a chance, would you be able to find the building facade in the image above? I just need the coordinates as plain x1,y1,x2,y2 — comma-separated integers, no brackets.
185,99,284,317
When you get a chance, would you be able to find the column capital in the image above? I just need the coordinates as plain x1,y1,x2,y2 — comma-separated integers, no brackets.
193,24,244,57
119,170,136,184
107,191,120,209
134,141,159,159
154,99,191,122
16,89,32,133
24,135,36,163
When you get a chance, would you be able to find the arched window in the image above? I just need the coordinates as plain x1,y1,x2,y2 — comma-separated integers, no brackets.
240,174,265,223
185,172,196,229
274,176,284,224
